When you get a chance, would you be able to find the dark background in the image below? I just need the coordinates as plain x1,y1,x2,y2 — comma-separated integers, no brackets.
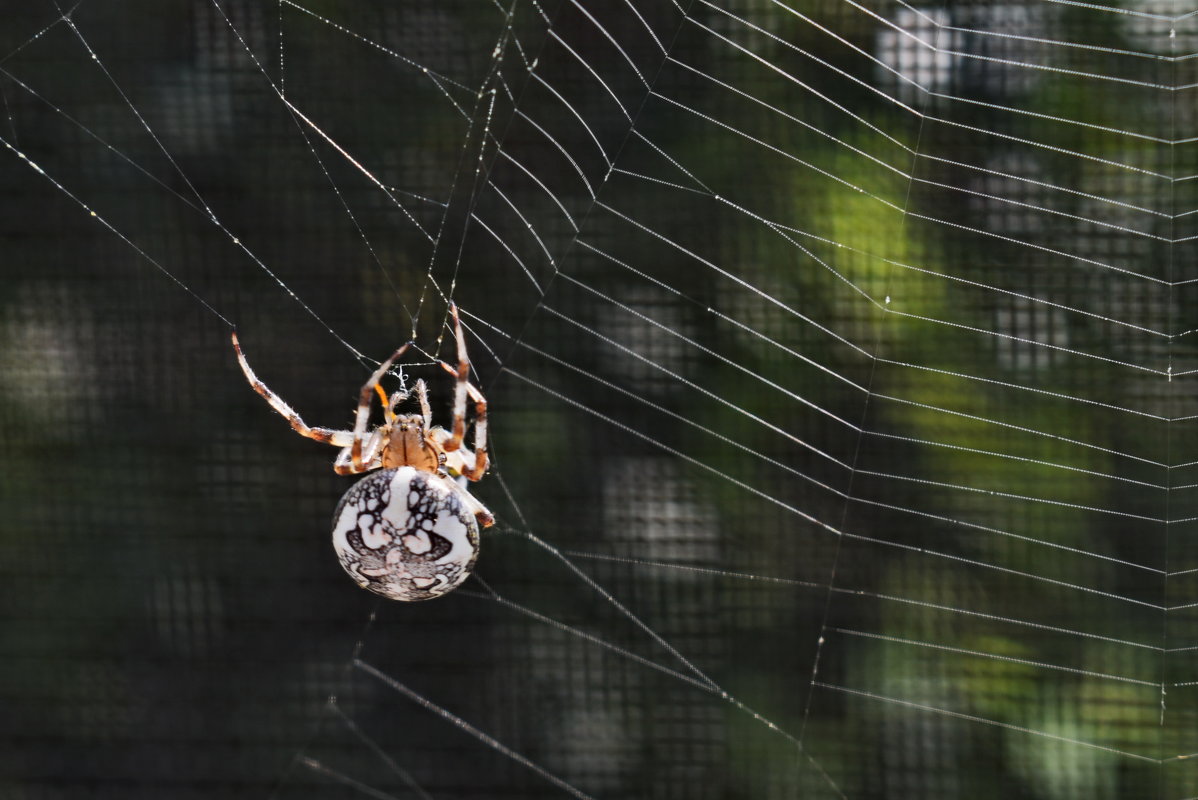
2,1,1195,798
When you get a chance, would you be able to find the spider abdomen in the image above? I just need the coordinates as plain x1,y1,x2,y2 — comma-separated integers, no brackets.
332,466,479,602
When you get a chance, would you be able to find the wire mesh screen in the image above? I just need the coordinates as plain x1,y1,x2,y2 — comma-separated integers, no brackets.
1,1,1193,798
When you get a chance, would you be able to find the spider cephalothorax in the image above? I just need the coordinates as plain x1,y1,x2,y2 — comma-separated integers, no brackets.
233,304,493,601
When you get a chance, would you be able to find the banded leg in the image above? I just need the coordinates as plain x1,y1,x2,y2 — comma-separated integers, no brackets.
440,303,471,453
334,430,384,475
438,305,488,481
232,331,353,447
351,342,412,471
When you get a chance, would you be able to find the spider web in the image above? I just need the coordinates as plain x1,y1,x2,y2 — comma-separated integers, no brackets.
1,0,1194,798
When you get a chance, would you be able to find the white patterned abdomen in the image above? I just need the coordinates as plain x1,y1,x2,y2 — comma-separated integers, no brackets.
332,466,479,601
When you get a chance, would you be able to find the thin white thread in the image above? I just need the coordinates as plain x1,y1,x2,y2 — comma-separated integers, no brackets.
356,660,599,800
815,682,1160,762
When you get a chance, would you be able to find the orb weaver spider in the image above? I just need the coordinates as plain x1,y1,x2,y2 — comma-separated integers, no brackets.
232,304,493,601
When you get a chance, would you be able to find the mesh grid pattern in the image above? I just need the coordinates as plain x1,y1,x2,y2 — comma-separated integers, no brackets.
2,1,1196,798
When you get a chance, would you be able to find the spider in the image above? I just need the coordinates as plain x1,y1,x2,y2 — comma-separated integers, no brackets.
231,304,493,602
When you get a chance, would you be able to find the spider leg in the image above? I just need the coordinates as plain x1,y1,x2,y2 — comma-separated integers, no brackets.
232,331,354,447
414,379,432,430
440,303,471,453
435,391,489,481
375,384,394,423
455,481,495,528
334,430,384,475
459,382,489,481
351,342,412,470
437,305,488,480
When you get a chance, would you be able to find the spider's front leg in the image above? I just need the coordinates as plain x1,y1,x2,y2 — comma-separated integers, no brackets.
441,304,471,452
449,380,488,481
350,343,412,471
232,331,354,448
438,304,489,481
